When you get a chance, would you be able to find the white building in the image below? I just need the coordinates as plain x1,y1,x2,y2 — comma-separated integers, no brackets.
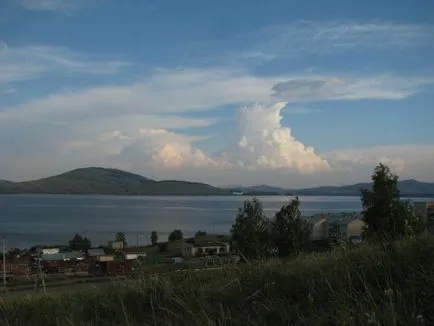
414,201,434,233
182,240,230,257
329,216,365,241
309,216,329,241
108,241,124,250
41,248,60,255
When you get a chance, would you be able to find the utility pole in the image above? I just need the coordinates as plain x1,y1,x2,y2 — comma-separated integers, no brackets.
35,247,46,294
2,237,6,289
136,232,139,248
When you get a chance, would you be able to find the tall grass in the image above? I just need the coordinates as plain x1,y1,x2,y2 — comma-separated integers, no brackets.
1,237,434,325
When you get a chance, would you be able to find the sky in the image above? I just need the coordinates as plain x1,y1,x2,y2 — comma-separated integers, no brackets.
0,0,433,188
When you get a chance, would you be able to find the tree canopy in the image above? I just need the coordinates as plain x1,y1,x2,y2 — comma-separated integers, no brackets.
68,233,91,251
361,163,424,241
151,231,158,246
158,243,168,252
230,198,273,260
195,230,207,238
115,232,127,246
272,197,311,257
168,229,183,242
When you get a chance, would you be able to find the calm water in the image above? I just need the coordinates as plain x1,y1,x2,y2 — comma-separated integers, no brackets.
0,195,428,249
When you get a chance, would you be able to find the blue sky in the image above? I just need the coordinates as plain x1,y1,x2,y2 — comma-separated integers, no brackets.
0,0,433,187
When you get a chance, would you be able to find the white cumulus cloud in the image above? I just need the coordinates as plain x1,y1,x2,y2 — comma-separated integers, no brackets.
219,102,330,173
113,102,330,175
120,129,225,170
323,144,434,180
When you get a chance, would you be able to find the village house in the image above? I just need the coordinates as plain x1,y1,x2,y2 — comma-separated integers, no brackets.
41,250,84,262
87,248,106,259
328,214,365,242
414,201,434,233
108,241,124,250
308,215,329,241
181,239,230,257
41,248,60,255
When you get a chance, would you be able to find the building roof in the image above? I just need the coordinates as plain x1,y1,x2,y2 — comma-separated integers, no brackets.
308,215,327,224
42,251,84,261
87,248,105,257
41,253,64,261
185,240,229,248
328,212,363,226
63,251,84,260
41,248,60,254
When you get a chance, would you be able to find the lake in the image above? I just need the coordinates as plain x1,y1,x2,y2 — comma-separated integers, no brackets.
0,195,429,249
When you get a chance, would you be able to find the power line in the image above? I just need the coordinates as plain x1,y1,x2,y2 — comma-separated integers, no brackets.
2,237,6,289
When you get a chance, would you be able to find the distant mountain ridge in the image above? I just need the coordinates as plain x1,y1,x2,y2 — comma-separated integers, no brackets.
1,167,433,197
229,179,434,198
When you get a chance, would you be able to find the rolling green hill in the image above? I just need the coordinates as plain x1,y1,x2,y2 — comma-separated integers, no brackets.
0,167,231,195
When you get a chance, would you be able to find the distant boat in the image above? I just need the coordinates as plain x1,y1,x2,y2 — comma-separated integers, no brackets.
232,191,244,196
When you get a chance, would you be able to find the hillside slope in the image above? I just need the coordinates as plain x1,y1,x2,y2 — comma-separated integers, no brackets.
0,167,230,195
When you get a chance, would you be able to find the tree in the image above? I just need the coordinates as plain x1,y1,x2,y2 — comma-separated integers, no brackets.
395,200,425,238
115,232,127,246
168,229,183,242
158,243,168,252
230,198,272,260
361,163,423,241
271,197,311,257
151,231,158,246
195,230,207,238
68,233,91,251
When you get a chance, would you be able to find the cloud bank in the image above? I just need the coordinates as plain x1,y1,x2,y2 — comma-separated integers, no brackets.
2,97,433,187
1,66,433,186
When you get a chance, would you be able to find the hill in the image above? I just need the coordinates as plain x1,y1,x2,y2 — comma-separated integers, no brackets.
229,179,434,197
290,179,434,197
1,168,433,197
0,167,230,196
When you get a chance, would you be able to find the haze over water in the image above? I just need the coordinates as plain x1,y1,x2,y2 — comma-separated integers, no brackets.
0,195,430,249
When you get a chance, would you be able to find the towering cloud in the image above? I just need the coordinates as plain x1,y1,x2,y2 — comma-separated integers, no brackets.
218,102,330,173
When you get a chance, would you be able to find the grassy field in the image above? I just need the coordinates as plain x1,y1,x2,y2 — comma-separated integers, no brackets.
1,237,434,325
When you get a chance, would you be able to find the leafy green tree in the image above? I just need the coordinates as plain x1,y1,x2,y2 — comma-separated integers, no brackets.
68,233,91,251
168,229,183,242
115,232,127,246
271,197,311,257
195,230,207,238
158,243,168,252
396,200,425,238
151,231,158,246
230,198,272,260
361,163,424,241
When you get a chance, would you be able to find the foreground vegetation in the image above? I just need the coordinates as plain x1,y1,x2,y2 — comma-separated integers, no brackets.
1,236,433,325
